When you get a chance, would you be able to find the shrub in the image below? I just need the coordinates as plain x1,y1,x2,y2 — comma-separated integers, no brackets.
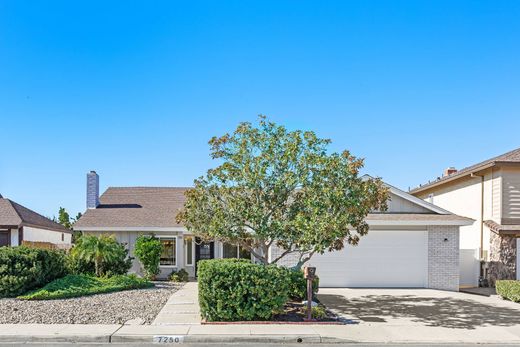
134,235,163,279
69,235,133,277
170,269,189,282
0,246,68,298
287,269,320,300
496,280,520,302
19,274,152,300
198,259,290,321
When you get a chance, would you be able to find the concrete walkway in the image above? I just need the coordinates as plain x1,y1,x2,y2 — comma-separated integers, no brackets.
152,281,201,325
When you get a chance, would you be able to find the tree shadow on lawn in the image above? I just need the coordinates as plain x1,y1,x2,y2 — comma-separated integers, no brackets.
319,294,520,329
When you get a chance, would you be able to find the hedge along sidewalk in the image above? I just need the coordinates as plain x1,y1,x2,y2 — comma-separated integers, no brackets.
152,281,201,325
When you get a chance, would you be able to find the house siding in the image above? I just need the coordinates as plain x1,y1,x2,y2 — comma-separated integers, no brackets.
427,225,460,291
84,230,187,278
501,167,520,224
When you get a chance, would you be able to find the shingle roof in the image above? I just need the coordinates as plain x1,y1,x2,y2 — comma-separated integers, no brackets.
74,186,473,229
74,187,190,229
411,147,520,193
0,197,70,232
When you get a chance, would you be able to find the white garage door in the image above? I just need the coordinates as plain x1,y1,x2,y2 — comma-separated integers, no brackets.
308,230,428,287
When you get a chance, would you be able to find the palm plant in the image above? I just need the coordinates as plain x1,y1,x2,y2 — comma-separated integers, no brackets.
71,235,122,276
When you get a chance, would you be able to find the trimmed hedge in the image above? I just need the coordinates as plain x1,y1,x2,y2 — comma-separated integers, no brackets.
287,269,320,301
496,280,520,302
0,246,68,298
19,274,152,300
198,259,290,321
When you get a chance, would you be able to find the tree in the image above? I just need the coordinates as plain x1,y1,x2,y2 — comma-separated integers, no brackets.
57,208,83,243
58,207,71,229
177,117,390,267
134,235,163,279
71,234,124,276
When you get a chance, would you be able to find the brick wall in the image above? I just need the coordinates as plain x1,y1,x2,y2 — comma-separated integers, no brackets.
428,225,460,291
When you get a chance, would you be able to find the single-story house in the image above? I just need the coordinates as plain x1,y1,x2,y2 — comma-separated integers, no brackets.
0,194,72,248
410,147,520,286
74,171,472,291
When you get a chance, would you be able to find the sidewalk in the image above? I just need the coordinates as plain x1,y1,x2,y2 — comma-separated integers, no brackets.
152,281,200,325
2,322,520,344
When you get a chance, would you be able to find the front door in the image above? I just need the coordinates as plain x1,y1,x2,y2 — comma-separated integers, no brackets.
195,238,214,275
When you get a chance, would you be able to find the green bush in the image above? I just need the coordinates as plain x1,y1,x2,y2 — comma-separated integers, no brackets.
198,259,290,321
19,274,153,300
0,246,68,298
287,269,319,300
170,268,189,282
496,280,520,302
70,235,133,277
134,235,162,279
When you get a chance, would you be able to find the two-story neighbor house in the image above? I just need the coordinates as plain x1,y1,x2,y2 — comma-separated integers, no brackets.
411,147,520,287
74,171,472,291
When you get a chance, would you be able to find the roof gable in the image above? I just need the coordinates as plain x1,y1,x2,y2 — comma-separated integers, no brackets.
74,187,190,229
0,198,70,232
411,147,520,194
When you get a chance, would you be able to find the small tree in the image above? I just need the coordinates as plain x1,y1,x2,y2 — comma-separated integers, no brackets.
134,235,163,279
57,207,83,243
177,117,389,267
71,234,125,277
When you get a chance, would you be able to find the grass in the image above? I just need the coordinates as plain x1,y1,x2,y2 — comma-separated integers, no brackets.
18,274,153,300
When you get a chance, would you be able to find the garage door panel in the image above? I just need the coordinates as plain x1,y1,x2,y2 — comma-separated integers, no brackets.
309,230,428,288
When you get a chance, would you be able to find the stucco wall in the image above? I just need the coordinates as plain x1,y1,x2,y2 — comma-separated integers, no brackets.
415,175,487,252
427,225,460,291
23,226,72,245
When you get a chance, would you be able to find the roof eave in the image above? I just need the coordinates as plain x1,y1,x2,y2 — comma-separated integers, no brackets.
410,162,497,194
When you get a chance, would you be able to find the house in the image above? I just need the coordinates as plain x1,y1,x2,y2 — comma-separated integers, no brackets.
0,194,72,248
74,171,472,291
410,147,520,287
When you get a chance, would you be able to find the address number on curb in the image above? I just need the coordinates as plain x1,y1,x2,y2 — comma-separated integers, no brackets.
153,335,185,344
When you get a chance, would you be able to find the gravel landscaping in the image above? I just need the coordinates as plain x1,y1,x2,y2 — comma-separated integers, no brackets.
0,281,181,324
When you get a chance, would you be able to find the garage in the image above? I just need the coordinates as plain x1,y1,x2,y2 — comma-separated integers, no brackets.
270,182,474,291
309,229,428,287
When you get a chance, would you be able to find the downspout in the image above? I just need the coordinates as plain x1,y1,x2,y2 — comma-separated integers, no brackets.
470,172,485,261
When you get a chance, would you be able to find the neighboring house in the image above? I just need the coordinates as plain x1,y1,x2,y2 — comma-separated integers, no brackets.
410,147,520,287
74,171,472,291
0,194,72,248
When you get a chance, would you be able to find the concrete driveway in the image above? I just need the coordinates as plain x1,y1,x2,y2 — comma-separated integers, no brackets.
318,288,520,330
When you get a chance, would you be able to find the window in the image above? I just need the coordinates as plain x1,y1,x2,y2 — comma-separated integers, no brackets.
223,242,251,260
223,242,238,258
185,236,193,266
159,237,176,266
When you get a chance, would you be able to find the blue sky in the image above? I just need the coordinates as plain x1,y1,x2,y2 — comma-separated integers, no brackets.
1,1,519,218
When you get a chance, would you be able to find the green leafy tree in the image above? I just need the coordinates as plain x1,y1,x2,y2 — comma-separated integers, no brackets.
57,208,83,243
134,235,163,279
177,117,390,267
58,207,71,229
70,235,125,277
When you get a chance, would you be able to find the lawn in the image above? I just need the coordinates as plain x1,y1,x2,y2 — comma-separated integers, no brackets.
18,274,153,300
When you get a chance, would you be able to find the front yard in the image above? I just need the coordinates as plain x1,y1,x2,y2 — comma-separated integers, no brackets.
0,281,181,324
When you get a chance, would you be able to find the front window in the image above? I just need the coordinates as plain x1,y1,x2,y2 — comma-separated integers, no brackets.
159,237,176,266
223,242,251,260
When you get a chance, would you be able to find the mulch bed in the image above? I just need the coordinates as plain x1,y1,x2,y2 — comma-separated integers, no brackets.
202,300,344,325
